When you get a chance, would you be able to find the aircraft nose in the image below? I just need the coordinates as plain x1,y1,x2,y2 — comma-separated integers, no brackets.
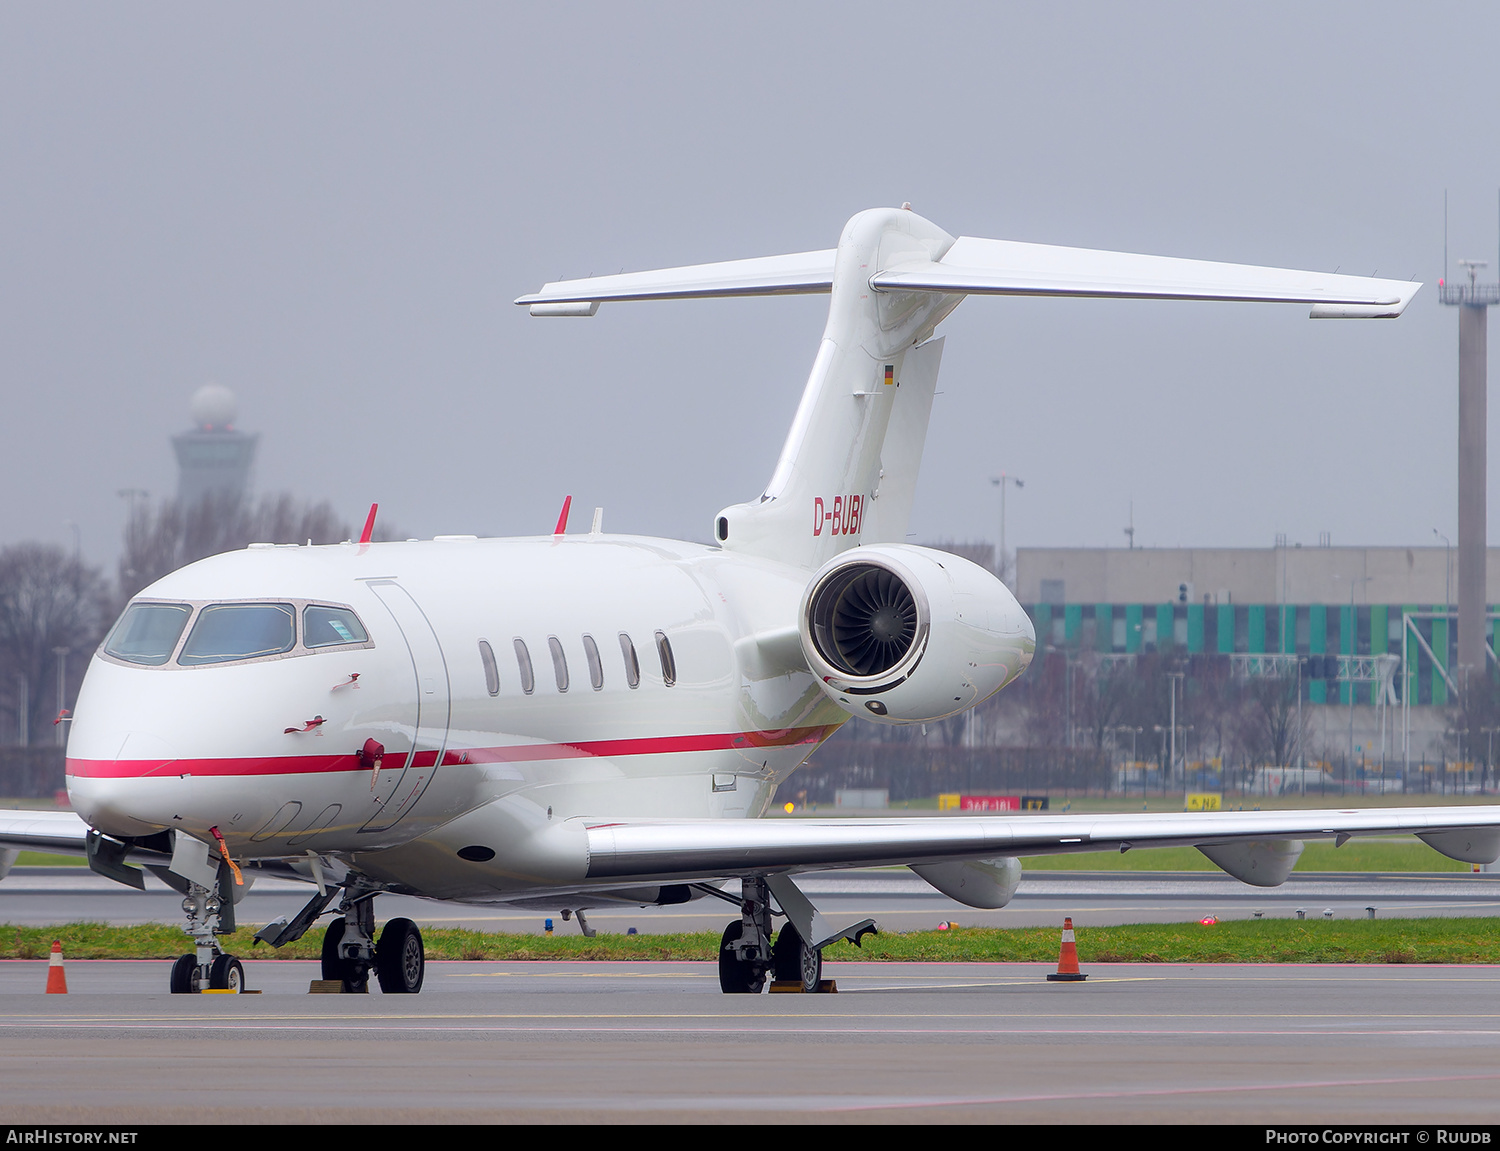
67,731,186,838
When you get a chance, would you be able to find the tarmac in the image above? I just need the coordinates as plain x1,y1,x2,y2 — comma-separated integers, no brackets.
0,958,1498,1123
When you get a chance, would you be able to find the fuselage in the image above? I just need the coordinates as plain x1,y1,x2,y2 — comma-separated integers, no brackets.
68,534,852,893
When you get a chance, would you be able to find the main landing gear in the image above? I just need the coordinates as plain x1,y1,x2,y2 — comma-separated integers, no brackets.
717,875,876,995
319,888,425,994
718,877,825,994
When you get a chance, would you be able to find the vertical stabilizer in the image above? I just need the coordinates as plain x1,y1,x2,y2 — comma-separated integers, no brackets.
714,209,961,570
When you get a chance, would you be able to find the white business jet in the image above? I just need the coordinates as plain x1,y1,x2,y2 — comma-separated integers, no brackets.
3,206,1492,997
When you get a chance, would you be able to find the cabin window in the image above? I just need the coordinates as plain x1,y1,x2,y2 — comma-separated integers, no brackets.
303,605,369,648
104,602,192,666
582,634,604,691
548,635,569,693
654,630,676,686
619,633,640,689
478,639,500,696
179,603,296,665
513,638,535,695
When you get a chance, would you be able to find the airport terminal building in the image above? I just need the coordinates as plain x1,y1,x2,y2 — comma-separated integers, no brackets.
1015,544,1500,708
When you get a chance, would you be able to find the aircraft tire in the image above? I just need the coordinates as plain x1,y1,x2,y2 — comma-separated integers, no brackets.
208,954,244,993
718,921,765,994
321,919,369,994
375,918,425,994
772,923,822,992
169,953,197,994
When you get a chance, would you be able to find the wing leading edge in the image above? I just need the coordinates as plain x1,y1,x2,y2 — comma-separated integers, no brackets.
585,806,1500,884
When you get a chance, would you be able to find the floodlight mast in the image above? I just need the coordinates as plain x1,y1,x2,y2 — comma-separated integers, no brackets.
1439,196,1500,676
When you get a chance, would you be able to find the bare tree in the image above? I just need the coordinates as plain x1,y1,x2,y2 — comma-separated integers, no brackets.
120,493,351,599
1237,674,1302,767
0,545,112,745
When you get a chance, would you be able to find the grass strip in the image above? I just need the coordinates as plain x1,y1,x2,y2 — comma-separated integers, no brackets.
4,918,1498,965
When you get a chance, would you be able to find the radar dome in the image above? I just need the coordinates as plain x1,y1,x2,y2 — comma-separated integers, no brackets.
190,383,237,430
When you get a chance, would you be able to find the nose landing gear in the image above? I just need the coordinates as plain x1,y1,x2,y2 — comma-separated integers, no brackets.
167,861,246,994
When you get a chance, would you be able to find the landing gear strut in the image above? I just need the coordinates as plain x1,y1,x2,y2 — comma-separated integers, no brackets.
321,887,376,993
718,877,776,994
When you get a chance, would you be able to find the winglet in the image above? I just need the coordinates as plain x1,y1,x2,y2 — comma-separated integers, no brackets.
554,495,572,536
358,503,378,546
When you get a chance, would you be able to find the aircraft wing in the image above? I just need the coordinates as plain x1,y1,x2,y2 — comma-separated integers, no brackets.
584,805,1500,883
872,236,1421,318
0,809,92,856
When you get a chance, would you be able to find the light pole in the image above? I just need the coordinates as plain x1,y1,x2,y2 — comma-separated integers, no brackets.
1167,671,1184,782
1340,574,1373,763
52,647,69,748
989,473,1024,588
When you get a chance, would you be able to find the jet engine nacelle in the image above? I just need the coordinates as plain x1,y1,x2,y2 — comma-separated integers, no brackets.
797,544,1034,724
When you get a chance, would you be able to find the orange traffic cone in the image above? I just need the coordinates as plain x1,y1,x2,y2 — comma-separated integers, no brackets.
45,940,67,994
1046,917,1087,982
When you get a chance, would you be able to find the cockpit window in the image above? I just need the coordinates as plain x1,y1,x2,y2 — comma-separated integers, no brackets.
303,605,369,648
104,603,192,666
178,603,296,665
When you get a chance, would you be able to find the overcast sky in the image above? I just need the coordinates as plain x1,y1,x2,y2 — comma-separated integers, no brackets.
5,3,1500,572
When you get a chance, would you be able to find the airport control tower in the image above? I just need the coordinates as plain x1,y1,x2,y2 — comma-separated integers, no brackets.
1439,214,1499,674
171,383,258,506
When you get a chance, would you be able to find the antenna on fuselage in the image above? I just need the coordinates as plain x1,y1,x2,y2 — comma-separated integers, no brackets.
554,495,572,536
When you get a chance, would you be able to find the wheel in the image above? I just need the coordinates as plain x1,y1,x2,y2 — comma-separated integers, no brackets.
375,918,425,994
773,922,823,992
208,954,244,993
321,919,369,993
169,953,197,994
718,921,765,994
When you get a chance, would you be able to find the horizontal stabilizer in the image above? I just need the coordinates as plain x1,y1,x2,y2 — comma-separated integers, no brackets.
872,235,1420,318
516,249,836,312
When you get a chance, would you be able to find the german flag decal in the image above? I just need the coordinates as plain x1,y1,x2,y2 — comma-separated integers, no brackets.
884,365,895,385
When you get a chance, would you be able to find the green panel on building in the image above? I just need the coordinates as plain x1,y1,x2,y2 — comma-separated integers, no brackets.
1156,603,1173,650
1370,604,1388,704
1096,604,1114,652
1217,604,1235,654
1309,604,1327,704
1125,603,1143,653
1034,602,1052,641
1247,605,1266,654
1280,605,1297,654
1064,603,1082,644
1187,603,1204,652
1431,610,1449,707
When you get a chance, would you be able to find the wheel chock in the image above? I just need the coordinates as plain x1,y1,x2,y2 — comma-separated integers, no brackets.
1046,916,1088,982
45,940,67,994
769,979,838,994
309,980,346,994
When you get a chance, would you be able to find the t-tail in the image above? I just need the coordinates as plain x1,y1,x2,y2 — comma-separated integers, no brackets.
518,205,1420,571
